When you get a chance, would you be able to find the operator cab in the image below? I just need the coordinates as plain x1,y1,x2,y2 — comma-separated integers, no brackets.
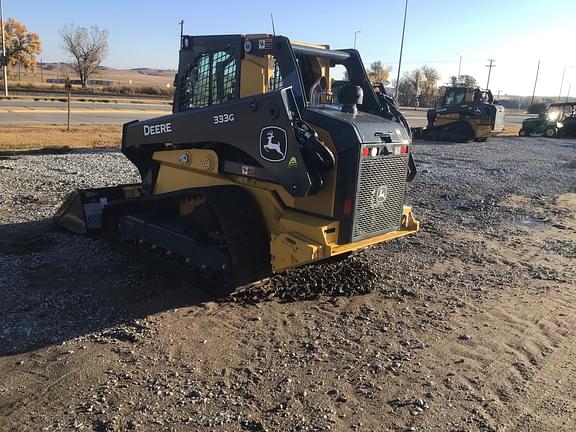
441,86,493,106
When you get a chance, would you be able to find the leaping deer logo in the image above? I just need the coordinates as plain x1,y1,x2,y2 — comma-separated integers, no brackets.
264,130,284,157
260,127,287,162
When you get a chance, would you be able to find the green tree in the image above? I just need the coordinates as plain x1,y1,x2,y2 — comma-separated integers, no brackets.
0,18,42,70
60,24,108,88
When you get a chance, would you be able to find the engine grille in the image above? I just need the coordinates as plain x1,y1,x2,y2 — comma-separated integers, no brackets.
352,154,408,241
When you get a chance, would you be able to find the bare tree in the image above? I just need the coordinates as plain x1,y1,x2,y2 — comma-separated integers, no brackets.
420,65,440,106
396,66,441,107
460,75,478,88
60,25,108,88
367,61,391,84
396,70,421,107
448,74,477,87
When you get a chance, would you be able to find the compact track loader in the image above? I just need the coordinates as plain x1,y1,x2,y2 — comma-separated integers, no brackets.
413,86,505,142
54,34,420,293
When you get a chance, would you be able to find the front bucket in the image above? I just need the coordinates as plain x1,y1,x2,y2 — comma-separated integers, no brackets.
53,184,141,234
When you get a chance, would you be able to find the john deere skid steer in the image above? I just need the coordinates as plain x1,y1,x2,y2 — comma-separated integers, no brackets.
414,86,505,142
54,34,420,293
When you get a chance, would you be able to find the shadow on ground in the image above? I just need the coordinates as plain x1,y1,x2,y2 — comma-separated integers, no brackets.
0,219,235,356
0,219,385,357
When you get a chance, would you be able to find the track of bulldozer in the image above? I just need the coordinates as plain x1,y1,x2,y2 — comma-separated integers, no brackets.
419,120,476,143
100,186,271,295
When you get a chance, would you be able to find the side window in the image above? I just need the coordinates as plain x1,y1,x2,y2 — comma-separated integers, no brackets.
212,51,237,104
446,89,465,105
269,60,283,92
182,53,211,109
180,51,238,111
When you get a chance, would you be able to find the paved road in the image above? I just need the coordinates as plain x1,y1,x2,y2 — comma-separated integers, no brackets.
0,99,533,127
0,99,170,124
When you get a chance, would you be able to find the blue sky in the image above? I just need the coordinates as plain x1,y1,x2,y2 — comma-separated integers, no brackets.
5,0,576,96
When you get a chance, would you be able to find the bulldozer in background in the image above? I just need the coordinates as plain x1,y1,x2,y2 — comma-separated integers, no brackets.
413,86,505,142
54,34,420,294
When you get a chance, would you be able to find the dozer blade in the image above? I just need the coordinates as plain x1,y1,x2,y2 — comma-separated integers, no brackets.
53,185,141,234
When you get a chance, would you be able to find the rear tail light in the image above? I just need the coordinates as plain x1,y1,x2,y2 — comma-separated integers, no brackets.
393,145,409,155
343,198,353,215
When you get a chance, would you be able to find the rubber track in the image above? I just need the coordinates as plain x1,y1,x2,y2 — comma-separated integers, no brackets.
100,186,271,296
421,120,476,143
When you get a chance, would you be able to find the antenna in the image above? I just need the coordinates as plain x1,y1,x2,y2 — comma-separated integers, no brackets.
270,13,276,36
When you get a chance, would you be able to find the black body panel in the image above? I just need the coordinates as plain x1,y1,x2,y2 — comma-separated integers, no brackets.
303,108,411,243
123,89,315,198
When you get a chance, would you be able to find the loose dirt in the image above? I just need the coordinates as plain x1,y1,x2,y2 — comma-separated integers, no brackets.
0,136,575,431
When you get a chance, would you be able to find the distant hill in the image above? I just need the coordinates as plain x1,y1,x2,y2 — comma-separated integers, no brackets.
13,63,176,88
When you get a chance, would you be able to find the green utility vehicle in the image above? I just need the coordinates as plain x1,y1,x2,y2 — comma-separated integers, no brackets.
519,102,576,137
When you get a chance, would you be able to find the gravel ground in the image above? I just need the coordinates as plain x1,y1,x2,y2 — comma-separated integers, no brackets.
1,136,575,431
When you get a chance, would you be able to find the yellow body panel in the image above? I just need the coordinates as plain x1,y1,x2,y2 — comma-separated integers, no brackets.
152,149,420,272
293,125,338,217
240,55,269,98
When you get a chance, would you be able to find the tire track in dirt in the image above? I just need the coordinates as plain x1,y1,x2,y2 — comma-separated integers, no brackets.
418,281,575,431
415,190,576,431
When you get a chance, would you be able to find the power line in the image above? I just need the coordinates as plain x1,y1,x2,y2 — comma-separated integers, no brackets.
380,58,488,66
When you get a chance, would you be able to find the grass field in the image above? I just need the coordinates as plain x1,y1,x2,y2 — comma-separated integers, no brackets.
0,125,121,152
11,63,175,88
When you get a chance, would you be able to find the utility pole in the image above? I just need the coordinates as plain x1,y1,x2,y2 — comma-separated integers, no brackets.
179,20,184,48
557,67,572,103
485,59,495,89
270,13,276,36
566,83,572,103
456,53,462,83
65,76,71,131
353,30,361,50
530,60,540,105
394,0,408,100
40,57,43,83
0,0,8,96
